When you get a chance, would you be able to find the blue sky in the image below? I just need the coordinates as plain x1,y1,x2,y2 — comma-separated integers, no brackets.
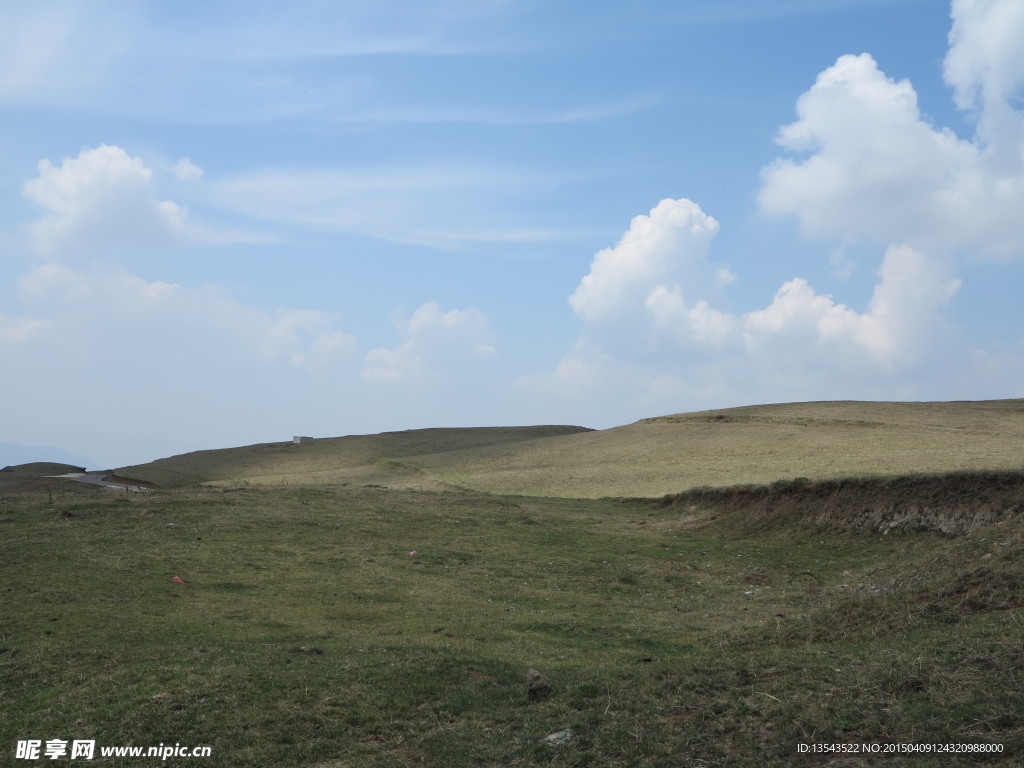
2,0,1023,469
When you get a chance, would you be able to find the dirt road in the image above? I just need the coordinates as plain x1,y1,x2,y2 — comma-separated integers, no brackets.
44,472,153,492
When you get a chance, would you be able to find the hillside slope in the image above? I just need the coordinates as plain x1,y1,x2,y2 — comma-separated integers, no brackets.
0,462,90,494
406,399,1024,498
117,425,592,488
118,399,1024,497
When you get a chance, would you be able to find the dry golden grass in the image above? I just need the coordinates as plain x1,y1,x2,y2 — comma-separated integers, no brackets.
410,399,1024,497
118,399,1024,497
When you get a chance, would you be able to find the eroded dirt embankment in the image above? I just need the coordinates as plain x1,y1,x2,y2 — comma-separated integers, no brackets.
652,470,1024,534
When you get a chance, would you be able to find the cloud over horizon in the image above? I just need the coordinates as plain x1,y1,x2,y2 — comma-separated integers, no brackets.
527,198,962,413
526,0,1024,420
4,144,510,464
2,1,1023,466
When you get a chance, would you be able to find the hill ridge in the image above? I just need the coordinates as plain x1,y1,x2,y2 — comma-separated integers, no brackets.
108,399,1024,498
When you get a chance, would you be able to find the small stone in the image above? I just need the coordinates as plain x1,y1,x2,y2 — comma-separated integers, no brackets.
526,668,552,701
541,729,573,746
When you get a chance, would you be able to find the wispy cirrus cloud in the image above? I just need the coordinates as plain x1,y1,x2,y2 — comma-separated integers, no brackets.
208,163,599,249
0,313,47,342
0,1,550,122
330,95,657,126
167,0,524,61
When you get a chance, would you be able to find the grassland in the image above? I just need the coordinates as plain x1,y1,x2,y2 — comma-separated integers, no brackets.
2,477,1022,766
116,400,1024,497
5,399,1023,765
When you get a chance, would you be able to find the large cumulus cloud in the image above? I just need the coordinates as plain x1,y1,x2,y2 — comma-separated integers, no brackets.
558,197,960,375
524,1,1024,423
568,198,736,355
23,145,189,257
760,2,1024,261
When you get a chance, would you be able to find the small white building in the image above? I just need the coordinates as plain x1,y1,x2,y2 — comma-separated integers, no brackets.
293,436,314,444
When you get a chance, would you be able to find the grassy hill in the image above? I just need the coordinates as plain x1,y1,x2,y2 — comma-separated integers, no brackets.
119,399,1024,497
116,425,592,490
6,399,1024,765
0,462,89,495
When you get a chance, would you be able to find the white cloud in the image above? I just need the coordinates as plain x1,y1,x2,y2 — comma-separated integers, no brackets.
563,196,963,371
568,198,735,353
743,245,961,371
362,302,496,382
15,262,355,367
23,145,188,257
0,263,362,466
172,158,204,181
645,287,739,347
537,191,963,417
524,4,1024,424
535,3,1023,417
760,38,1024,259
570,198,720,323
21,144,282,253
738,0,1024,391
517,342,606,399
0,313,48,342
3,146,376,465
516,338,739,429
944,0,1024,152
759,54,980,250
851,245,962,365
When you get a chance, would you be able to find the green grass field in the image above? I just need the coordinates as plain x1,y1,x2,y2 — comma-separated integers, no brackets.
3,476,1022,766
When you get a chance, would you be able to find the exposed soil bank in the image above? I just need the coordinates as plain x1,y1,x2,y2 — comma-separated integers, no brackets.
651,470,1024,534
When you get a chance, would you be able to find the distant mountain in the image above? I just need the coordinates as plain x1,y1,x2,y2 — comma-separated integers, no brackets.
0,442,97,471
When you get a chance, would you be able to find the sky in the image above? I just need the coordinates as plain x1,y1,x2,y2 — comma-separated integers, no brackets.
2,0,1024,469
